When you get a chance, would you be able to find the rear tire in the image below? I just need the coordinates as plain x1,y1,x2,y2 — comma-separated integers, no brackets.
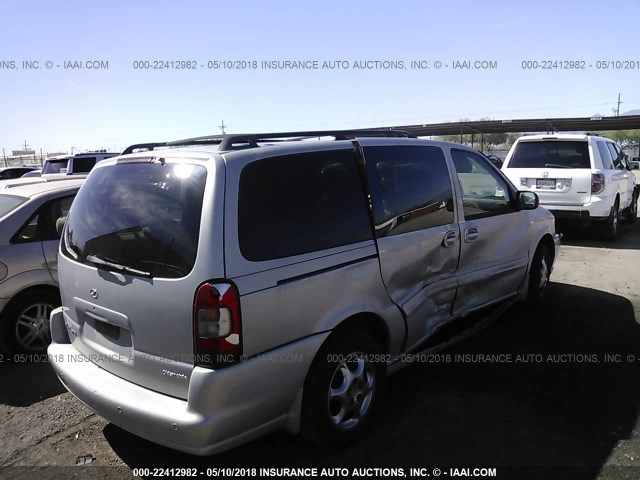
622,190,638,224
599,202,619,241
301,330,386,447
0,289,60,355
527,244,552,309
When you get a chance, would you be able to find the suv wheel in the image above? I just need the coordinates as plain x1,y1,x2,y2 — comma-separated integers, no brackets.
599,202,619,241
527,244,552,308
0,289,60,354
301,330,386,446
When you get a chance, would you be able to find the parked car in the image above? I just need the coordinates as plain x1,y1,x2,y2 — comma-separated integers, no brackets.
49,130,561,455
0,166,37,180
0,179,83,354
21,169,42,178
501,134,638,239
42,152,118,177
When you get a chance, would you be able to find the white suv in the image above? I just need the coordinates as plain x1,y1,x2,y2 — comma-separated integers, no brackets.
502,134,638,240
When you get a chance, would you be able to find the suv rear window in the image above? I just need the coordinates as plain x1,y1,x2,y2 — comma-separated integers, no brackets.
508,141,590,169
238,149,372,261
62,162,207,278
43,159,69,174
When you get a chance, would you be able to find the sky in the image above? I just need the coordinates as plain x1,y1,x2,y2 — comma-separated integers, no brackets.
1,0,639,154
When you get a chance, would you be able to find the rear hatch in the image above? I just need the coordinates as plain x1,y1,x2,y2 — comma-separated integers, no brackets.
58,158,213,399
504,139,593,206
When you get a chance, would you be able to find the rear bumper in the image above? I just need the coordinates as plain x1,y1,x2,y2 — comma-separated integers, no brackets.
48,308,327,456
544,195,616,224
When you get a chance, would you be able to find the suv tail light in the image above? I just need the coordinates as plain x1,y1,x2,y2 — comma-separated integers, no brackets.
194,281,242,369
591,173,605,194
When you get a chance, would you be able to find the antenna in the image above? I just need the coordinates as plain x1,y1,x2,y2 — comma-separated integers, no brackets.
219,120,227,135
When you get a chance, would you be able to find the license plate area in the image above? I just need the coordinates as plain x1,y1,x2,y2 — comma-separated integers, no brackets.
536,178,556,190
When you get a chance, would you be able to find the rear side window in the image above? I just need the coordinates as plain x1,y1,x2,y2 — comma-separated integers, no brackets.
12,195,75,243
0,194,27,218
508,141,590,169
72,156,96,173
362,145,454,237
238,149,372,261
62,163,207,278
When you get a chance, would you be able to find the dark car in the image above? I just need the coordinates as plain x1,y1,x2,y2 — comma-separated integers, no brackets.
0,167,37,180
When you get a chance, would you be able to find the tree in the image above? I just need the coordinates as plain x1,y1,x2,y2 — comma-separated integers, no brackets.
595,130,640,148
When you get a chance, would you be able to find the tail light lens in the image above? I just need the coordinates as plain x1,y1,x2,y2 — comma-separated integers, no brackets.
591,173,605,194
194,281,242,369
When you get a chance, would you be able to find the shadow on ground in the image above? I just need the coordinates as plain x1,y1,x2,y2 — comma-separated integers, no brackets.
0,359,65,407
101,282,640,479
558,216,639,250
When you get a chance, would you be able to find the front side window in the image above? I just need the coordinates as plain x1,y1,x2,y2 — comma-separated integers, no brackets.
452,150,514,220
508,141,590,169
596,141,614,170
606,143,623,169
238,149,372,261
62,162,207,278
362,145,454,237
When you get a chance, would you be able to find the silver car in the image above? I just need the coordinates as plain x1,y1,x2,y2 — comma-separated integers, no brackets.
49,130,561,455
0,179,83,354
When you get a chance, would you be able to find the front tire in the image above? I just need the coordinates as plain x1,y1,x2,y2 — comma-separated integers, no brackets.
301,330,386,446
0,289,60,355
527,244,552,308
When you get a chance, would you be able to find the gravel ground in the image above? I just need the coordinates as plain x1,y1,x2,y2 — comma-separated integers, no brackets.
0,213,639,480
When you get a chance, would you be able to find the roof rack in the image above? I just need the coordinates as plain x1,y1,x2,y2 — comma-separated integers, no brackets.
121,129,415,155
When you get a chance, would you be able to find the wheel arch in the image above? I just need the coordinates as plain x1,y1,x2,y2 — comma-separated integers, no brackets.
0,283,60,318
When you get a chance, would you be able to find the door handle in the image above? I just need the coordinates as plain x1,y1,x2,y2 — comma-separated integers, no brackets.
443,230,458,248
464,227,479,242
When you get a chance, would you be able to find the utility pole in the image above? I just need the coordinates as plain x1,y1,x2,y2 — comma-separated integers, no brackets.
219,120,227,135
23,140,29,150
616,93,622,116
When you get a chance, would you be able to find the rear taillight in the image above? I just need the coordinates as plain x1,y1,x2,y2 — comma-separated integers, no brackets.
194,281,242,369
591,173,605,194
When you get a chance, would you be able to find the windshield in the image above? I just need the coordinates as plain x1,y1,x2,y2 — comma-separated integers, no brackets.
62,162,207,278
0,194,27,218
43,159,70,174
508,141,590,169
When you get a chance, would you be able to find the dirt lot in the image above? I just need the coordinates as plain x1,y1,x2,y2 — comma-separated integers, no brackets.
1,219,639,480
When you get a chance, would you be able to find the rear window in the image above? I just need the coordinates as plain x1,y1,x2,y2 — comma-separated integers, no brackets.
238,149,372,261
42,159,69,174
62,162,207,278
0,194,27,218
508,141,590,169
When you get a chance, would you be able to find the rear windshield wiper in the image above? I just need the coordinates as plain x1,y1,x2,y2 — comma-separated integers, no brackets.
86,255,152,278
544,163,572,169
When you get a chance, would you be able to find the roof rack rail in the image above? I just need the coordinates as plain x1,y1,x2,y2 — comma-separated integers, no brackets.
121,129,415,155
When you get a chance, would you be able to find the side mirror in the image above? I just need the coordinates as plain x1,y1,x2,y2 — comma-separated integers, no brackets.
517,191,539,210
56,217,67,237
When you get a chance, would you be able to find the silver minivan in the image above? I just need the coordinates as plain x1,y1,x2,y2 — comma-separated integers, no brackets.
49,130,561,455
